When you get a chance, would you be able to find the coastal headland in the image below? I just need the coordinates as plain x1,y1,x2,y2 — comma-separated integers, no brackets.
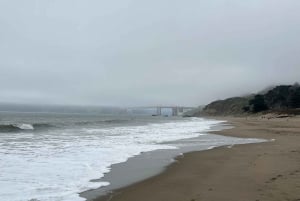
96,116,300,201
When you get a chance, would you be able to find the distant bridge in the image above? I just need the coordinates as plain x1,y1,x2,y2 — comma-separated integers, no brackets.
128,106,195,116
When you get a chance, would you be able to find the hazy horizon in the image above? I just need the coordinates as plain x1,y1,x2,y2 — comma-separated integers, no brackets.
1,1,300,107
0,82,298,108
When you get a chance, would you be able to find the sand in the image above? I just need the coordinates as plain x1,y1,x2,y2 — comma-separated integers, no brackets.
95,116,300,201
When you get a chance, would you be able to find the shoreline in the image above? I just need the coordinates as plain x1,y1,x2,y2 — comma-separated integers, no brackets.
81,122,249,200
93,116,300,201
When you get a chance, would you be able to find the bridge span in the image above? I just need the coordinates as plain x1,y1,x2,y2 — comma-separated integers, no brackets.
129,106,195,116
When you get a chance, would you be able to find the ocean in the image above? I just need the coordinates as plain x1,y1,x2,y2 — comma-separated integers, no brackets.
0,112,264,201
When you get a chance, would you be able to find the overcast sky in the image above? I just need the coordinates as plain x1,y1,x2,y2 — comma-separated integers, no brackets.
0,0,299,107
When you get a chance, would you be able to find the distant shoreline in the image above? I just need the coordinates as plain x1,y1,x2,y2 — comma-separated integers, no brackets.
93,116,300,201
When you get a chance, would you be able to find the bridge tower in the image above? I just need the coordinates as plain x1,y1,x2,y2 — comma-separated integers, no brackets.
156,107,162,116
172,107,178,116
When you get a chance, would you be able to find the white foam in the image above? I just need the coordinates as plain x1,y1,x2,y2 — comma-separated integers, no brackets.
14,123,34,130
0,118,256,201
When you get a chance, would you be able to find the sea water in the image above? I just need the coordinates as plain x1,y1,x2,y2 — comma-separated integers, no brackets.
0,112,263,201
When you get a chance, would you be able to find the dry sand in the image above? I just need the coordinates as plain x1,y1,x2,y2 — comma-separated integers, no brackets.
96,116,300,201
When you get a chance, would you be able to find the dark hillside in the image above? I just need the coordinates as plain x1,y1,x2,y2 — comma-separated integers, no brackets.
188,83,300,117
194,97,251,116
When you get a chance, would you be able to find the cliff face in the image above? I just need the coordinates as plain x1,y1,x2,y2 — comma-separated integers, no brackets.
201,97,251,116
188,84,300,117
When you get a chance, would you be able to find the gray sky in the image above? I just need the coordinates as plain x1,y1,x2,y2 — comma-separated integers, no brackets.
0,0,300,107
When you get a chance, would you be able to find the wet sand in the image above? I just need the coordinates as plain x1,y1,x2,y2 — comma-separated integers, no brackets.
96,116,300,201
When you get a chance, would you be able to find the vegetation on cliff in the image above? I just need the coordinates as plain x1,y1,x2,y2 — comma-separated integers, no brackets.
197,97,252,116
187,83,300,116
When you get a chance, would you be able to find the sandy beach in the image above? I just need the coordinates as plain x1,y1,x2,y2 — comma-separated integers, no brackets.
96,116,300,201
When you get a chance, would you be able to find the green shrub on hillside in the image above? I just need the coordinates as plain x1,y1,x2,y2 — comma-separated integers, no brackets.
249,95,268,112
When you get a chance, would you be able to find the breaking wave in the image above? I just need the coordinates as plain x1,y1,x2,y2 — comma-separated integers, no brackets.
0,123,53,132
0,119,131,133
